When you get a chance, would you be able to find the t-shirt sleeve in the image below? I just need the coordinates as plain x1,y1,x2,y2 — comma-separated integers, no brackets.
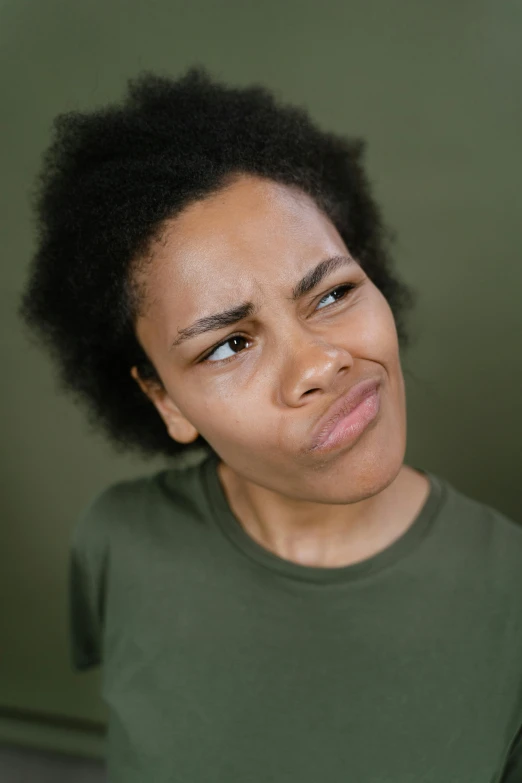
500,723,522,782
68,487,113,672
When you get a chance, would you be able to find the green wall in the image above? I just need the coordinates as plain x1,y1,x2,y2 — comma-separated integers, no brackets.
1,0,520,758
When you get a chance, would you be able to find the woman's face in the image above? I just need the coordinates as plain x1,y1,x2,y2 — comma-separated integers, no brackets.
132,173,407,503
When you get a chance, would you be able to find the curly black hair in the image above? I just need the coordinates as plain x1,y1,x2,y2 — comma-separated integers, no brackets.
18,65,417,462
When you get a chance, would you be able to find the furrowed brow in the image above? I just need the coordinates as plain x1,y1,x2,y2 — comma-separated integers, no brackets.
169,254,354,350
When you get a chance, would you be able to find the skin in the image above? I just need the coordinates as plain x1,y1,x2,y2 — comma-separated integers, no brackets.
130,173,430,568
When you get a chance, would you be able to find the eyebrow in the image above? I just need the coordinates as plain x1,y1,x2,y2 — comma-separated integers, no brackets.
169,254,355,350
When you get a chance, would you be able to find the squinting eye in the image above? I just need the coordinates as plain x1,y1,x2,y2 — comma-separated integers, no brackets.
200,282,358,364
316,283,356,310
202,334,250,364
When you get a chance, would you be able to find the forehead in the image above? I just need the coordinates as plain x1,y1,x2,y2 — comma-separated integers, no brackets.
142,174,347,315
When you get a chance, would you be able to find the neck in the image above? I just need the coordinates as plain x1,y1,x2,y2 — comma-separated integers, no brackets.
217,460,431,568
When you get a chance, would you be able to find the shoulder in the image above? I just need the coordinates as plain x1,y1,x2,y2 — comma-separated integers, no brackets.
440,473,522,542
70,471,157,562
71,453,211,555
434,471,522,586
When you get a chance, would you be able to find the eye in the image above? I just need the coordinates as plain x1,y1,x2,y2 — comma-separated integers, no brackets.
201,334,251,364
200,282,358,365
316,283,356,310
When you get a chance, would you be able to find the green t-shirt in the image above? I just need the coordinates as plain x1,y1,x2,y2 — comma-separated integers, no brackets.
69,452,522,782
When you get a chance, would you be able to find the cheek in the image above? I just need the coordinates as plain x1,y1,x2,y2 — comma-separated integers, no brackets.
198,397,273,459
352,290,399,359
173,381,257,441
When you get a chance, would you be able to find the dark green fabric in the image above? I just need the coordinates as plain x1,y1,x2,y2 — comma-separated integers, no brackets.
69,452,522,782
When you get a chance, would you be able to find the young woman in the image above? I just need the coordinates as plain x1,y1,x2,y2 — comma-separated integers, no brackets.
19,66,521,783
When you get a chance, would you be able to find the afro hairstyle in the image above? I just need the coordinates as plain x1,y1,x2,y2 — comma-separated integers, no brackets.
18,65,417,461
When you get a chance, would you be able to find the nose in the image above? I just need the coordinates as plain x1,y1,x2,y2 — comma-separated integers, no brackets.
279,338,354,407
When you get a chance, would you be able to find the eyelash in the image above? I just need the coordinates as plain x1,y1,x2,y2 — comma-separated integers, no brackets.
198,282,359,365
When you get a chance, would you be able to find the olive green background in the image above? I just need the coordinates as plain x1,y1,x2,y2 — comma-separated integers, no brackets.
1,0,520,760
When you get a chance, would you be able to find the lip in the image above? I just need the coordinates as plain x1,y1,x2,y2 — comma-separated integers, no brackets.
309,378,381,453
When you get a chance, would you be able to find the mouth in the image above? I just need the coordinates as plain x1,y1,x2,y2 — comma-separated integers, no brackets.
308,378,382,454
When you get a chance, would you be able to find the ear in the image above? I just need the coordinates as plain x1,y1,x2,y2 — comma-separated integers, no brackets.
130,366,199,445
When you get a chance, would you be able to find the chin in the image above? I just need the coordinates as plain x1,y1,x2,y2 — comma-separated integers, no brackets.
299,439,406,503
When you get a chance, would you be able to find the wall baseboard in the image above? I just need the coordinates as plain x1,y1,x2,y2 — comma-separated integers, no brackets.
0,706,106,760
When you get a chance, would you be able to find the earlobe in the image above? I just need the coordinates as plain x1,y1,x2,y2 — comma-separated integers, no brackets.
165,406,200,445
167,420,200,445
